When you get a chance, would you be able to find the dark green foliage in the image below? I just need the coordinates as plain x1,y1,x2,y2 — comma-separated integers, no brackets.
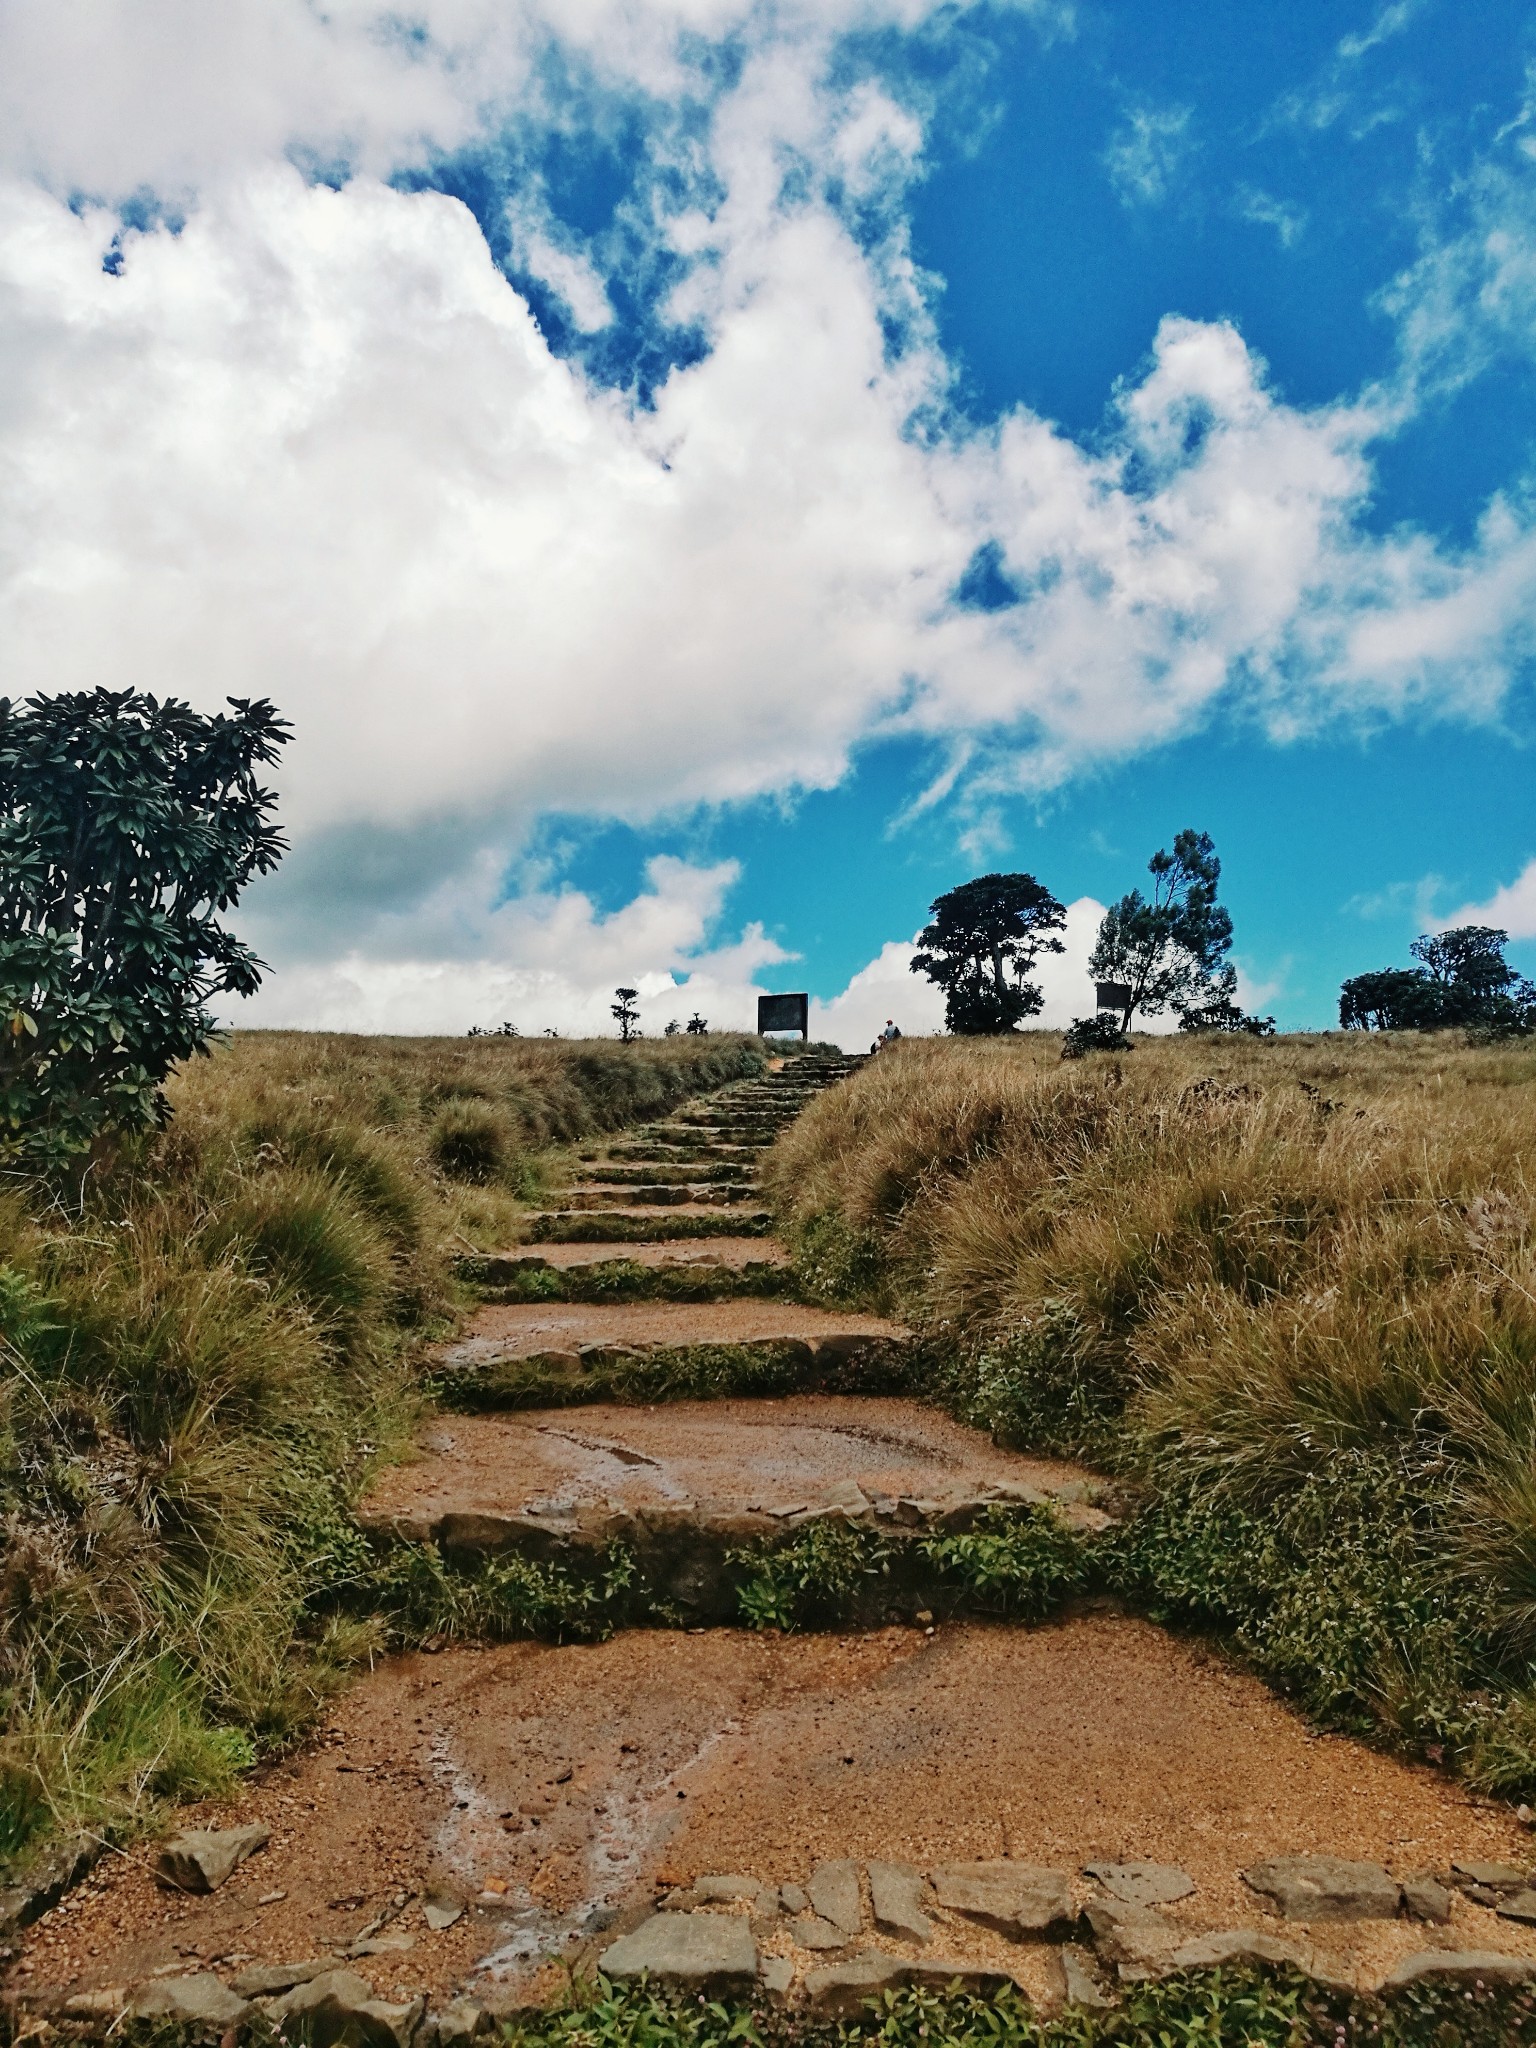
613,988,641,1043
429,1098,536,1188
911,874,1067,1036
1341,925,1536,1035
462,1259,797,1306
730,1505,1095,1632
1113,1446,1501,1756
1088,829,1235,1032
488,1962,1536,2048
1178,997,1276,1036
0,689,289,1172
1060,1016,1132,1060
788,1210,891,1309
362,1540,642,1645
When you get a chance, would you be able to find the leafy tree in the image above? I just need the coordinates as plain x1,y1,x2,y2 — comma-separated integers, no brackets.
686,1012,708,1035
1089,829,1235,1032
611,987,640,1042
1340,926,1534,1035
1179,995,1276,1037
0,688,289,1173
1060,1014,1131,1059
910,872,1067,1035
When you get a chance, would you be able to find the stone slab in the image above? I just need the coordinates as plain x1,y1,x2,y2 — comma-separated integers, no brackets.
930,1861,1072,1940
1241,1855,1400,1921
598,1911,758,1988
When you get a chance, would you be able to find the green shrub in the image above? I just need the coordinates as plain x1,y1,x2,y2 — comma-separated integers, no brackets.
429,1099,520,1184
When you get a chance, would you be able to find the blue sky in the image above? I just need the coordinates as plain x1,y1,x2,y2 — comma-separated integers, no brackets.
2,0,1534,1038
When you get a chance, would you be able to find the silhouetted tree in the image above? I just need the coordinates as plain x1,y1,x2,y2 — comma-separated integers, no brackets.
1089,829,1235,1032
1341,926,1534,1035
612,987,640,1042
910,872,1067,1035
686,1012,708,1034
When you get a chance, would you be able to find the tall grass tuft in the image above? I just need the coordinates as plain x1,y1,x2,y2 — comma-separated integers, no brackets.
0,1028,762,1863
766,1030,1536,1787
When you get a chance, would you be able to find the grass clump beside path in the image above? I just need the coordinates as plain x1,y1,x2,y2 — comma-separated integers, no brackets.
504,1965,1536,2048
0,1030,762,1866
765,1030,1536,1791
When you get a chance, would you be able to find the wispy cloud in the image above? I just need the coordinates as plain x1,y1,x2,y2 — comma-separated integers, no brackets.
1102,104,1193,207
1234,185,1306,247
1270,0,1424,135
1443,859,1536,941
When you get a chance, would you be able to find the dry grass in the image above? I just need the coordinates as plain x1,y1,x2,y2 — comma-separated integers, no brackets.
0,1029,762,1862
766,1030,1536,1782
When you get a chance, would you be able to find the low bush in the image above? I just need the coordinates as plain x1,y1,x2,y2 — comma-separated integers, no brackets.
765,1030,1536,1791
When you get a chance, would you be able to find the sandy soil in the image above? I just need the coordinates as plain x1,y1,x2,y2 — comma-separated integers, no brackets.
440,1301,906,1357
361,1396,1094,1525
20,1617,1536,2008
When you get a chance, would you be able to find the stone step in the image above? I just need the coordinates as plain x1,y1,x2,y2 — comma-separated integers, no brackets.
574,1163,755,1185
458,1239,791,1275
361,1391,1110,1622
524,1209,773,1243
596,1144,762,1166
557,1184,760,1210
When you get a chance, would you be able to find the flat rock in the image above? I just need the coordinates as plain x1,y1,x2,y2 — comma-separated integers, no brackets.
930,1861,1072,1940
423,1897,465,1932
793,1914,850,1950
0,1835,100,1935
1241,1855,1400,1921
1497,1887,1536,1924
599,1911,758,1988
271,1970,423,2048
803,1952,908,2014
156,1821,271,1894
1383,1950,1536,1990
1400,1874,1453,1925
1083,1898,1180,1973
233,1958,339,1997
758,1956,794,2000
867,1859,933,1944
1085,1862,1194,1909
1163,1930,1311,1975
807,1859,863,1936
128,1973,251,2025
1451,1859,1529,1894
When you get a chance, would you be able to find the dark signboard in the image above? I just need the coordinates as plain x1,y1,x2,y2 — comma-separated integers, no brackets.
757,992,809,1039
1095,981,1133,1014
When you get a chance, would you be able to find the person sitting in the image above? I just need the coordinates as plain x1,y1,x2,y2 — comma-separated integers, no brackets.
881,1018,902,1044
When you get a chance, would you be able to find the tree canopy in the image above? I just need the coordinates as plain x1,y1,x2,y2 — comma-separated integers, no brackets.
1340,926,1534,1035
0,688,289,1172
910,871,1067,1035
1088,828,1235,1031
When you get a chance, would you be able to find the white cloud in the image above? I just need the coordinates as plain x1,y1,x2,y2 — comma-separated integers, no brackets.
4,0,1536,1026
1103,105,1192,208
235,853,789,1035
1444,860,1536,942
1235,186,1306,248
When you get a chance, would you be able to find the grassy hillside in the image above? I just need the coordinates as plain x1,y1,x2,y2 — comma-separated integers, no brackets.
766,1030,1536,1791
0,1030,762,1863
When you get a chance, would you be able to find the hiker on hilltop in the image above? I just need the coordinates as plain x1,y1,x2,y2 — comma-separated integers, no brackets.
881,1018,902,1044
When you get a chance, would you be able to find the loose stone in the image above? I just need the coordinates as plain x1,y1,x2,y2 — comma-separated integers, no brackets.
1084,1862,1194,1909
232,1959,339,1998
156,1822,271,1894
1450,1859,1529,1894
867,1859,933,1944
780,1883,809,1914
1399,1874,1453,1925
807,1859,863,1936
1496,1887,1536,1924
1082,1898,1180,1975
793,1914,851,1950
599,1912,758,1989
128,1974,251,2026
1055,1947,1115,2011
1241,1855,1401,1921
930,1861,1073,1940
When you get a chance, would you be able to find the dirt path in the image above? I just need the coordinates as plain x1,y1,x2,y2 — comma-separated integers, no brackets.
15,1053,1536,2024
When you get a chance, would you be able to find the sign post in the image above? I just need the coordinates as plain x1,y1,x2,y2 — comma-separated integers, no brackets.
757,992,809,1043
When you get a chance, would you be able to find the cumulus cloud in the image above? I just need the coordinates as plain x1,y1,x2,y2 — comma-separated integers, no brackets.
4,0,1536,1028
1444,859,1536,942
235,854,790,1035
